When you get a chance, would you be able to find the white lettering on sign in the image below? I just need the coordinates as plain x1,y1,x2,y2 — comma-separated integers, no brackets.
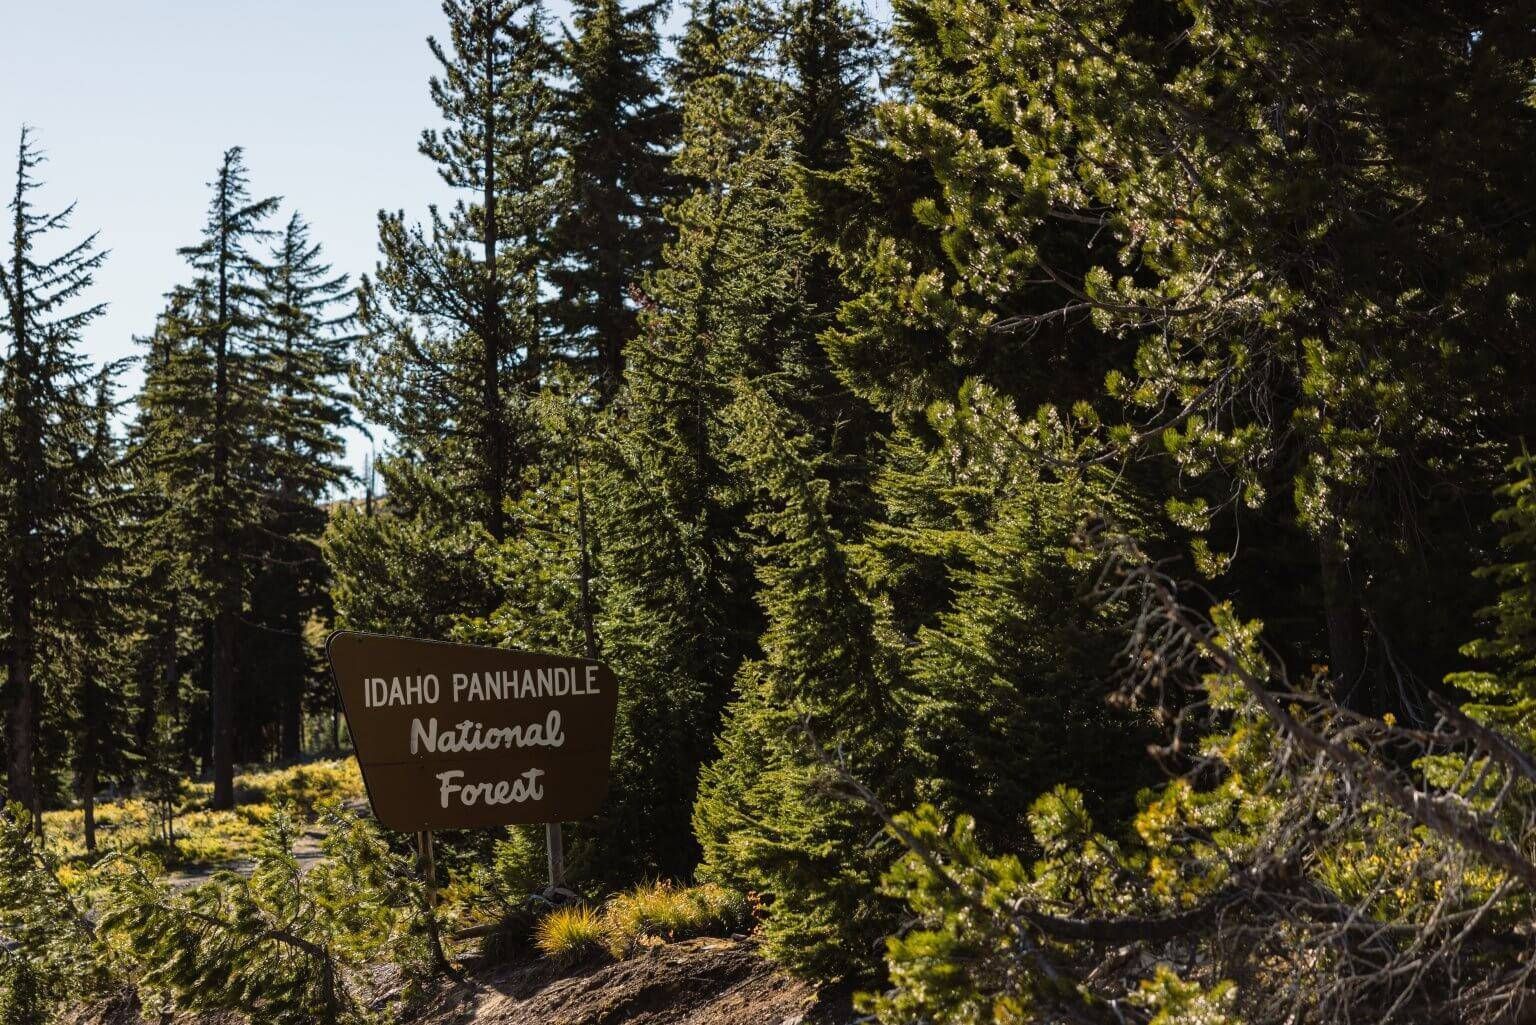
353,657,608,819
436,768,545,808
364,674,440,708
448,666,603,702
409,711,566,754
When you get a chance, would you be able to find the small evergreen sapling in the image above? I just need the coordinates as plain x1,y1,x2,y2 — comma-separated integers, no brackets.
0,805,111,1018
98,805,443,1024
1447,450,1536,738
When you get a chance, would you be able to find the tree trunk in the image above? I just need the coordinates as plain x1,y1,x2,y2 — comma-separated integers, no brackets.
575,451,600,661
210,604,237,808
209,163,237,810
4,624,38,833
1319,533,1371,712
5,231,40,833
481,17,506,542
280,676,303,763
80,759,97,853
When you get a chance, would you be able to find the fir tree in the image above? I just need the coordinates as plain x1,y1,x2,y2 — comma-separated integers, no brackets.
125,296,199,777
140,147,279,808
66,369,137,851
249,213,352,761
0,128,110,829
550,0,678,397
693,388,906,979
580,0,783,881
901,385,1154,845
588,0,884,885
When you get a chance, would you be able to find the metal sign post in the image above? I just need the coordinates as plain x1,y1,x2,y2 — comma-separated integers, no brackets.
546,822,564,892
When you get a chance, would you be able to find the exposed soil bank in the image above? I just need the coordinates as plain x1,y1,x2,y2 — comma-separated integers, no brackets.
63,937,855,1025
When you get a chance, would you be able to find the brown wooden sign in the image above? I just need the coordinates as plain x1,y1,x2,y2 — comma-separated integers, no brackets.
326,630,619,832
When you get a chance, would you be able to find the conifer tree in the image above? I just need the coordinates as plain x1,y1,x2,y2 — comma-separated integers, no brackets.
899,385,1154,845
550,0,678,397
138,147,278,808
355,0,560,541
249,213,352,761
67,369,136,851
587,0,884,883
693,388,906,979
332,0,562,645
0,128,110,829
125,297,198,774
580,0,783,881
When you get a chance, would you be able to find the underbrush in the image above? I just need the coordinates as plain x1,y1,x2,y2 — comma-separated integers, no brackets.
41,757,364,868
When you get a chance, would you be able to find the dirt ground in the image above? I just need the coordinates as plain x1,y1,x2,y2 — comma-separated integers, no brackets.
62,937,855,1025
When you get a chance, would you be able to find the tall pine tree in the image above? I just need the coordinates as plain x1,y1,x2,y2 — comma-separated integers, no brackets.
550,0,678,398
0,129,111,828
332,0,563,641
141,147,278,808
355,0,560,540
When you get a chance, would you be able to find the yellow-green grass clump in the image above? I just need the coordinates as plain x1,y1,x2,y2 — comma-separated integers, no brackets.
535,905,610,965
602,881,748,956
530,883,749,965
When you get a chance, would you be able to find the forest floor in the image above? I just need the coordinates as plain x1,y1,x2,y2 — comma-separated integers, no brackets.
62,936,852,1025
42,756,365,875
161,823,329,890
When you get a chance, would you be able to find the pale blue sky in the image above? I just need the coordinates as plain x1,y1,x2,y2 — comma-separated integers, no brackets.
1,0,888,482
0,0,589,477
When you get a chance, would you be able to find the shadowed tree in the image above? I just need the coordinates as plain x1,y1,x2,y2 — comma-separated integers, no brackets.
139,147,278,809
0,128,110,830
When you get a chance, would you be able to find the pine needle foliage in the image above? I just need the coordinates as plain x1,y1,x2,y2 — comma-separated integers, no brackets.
0,805,112,1018
97,805,436,1025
